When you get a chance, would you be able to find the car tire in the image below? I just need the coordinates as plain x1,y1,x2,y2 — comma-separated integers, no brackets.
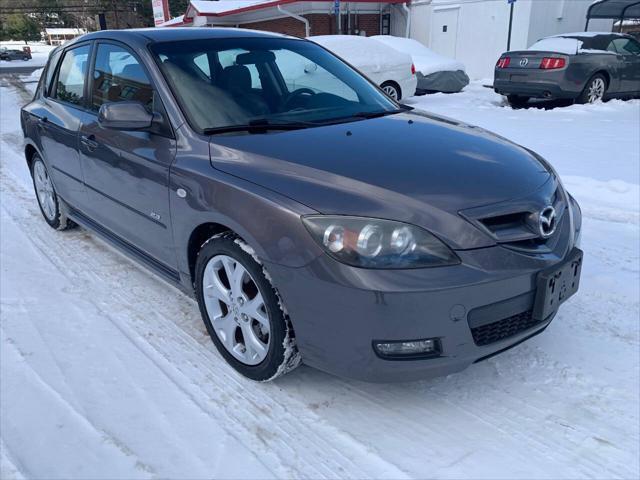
507,95,530,108
30,154,75,231
577,73,607,104
195,232,301,381
381,81,401,101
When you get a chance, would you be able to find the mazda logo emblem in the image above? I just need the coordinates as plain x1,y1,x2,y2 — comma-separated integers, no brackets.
520,58,529,67
538,206,557,238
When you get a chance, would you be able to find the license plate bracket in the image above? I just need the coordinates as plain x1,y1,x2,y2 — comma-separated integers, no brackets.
533,248,583,321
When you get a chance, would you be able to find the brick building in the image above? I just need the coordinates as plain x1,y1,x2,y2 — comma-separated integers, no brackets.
160,0,406,38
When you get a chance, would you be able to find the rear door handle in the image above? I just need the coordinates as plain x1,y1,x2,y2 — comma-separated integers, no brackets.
81,134,99,151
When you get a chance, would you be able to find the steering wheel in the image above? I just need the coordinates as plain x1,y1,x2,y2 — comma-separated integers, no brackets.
283,88,316,110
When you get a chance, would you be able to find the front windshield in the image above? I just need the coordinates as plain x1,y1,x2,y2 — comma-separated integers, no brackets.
150,37,399,132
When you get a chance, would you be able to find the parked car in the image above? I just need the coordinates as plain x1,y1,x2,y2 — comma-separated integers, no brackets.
309,34,417,100
0,47,32,61
371,35,469,94
495,32,640,107
22,28,583,382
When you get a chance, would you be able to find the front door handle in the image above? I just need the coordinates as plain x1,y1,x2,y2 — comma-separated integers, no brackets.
37,116,48,129
81,134,99,151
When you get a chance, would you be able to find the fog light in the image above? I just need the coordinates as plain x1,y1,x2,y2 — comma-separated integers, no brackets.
374,338,441,359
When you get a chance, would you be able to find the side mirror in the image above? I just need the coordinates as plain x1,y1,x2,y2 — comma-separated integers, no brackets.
304,62,318,74
98,101,153,130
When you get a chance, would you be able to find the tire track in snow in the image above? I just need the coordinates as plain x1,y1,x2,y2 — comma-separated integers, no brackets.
0,161,410,479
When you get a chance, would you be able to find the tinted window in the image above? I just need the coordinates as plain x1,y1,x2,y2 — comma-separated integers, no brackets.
151,37,396,133
55,45,90,106
612,38,640,56
91,43,153,112
42,48,62,97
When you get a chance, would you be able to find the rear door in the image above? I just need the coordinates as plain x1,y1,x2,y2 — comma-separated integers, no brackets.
611,38,640,93
39,42,92,207
78,40,178,271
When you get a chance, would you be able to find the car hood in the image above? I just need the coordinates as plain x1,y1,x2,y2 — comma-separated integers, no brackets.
209,111,550,249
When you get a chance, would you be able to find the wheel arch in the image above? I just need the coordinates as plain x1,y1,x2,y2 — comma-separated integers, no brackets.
187,222,239,286
24,142,39,173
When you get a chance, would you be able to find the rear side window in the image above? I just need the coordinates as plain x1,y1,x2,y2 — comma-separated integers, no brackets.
91,43,154,112
55,45,90,106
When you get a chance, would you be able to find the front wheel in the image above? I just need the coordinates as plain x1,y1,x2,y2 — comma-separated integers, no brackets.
577,74,607,104
30,154,74,230
381,81,401,101
195,233,301,381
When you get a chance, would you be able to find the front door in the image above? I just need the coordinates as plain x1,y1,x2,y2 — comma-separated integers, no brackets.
611,38,640,93
41,43,92,207
78,40,178,271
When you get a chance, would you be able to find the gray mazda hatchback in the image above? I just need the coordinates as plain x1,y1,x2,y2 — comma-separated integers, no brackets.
21,28,583,382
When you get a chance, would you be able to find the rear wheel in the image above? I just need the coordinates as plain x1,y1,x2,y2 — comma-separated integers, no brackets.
577,74,607,104
381,81,401,101
30,154,74,230
195,232,300,381
507,95,530,108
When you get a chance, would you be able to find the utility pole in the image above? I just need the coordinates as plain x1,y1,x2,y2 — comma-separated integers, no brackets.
507,0,516,51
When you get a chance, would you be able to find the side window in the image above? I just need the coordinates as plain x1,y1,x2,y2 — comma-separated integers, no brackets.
41,48,62,97
91,43,154,112
613,39,640,56
54,45,90,106
193,53,211,78
606,41,618,54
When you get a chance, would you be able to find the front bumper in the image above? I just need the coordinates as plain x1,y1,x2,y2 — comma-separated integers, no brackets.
266,228,579,382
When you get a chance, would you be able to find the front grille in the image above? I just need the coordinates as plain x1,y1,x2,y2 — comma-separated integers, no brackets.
470,310,543,346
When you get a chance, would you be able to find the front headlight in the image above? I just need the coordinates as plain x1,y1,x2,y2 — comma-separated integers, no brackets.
302,216,459,269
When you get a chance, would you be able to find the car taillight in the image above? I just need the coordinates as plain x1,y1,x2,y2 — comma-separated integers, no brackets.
411,63,416,75
496,57,511,69
540,57,566,69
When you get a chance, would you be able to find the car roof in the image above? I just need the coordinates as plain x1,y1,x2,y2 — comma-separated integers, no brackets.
67,27,292,47
551,32,634,50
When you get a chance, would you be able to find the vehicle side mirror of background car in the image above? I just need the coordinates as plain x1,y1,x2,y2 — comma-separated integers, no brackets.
98,102,153,131
304,62,318,74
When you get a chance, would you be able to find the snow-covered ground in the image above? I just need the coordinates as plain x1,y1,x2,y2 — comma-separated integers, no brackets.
0,43,55,69
1,74,639,479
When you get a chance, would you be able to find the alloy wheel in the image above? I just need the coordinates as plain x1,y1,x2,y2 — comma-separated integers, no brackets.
33,160,56,221
202,254,271,365
587,78,605,103
382,84,399,100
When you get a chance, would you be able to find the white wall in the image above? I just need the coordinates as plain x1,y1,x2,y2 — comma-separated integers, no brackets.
527,0,614,46
428,0,533,80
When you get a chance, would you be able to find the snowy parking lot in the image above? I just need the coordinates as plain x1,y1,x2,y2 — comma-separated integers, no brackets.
1,72,638,479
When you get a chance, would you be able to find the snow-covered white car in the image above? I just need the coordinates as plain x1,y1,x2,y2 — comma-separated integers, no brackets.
371,35,469,94
309,35,417,100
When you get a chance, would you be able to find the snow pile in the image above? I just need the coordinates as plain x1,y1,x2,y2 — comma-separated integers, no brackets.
528,37,581,54
371,35,465,75
309,35,412,71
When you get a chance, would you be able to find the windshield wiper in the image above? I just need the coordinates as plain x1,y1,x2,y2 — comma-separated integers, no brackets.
349,109,404,119
204,119,316,135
